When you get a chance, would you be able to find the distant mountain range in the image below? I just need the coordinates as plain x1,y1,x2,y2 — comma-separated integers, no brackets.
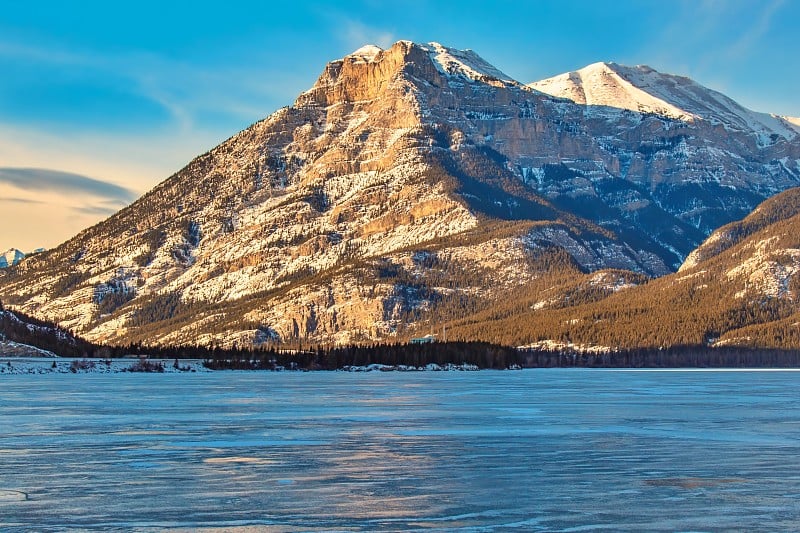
1,41,798,350
0,249,25,268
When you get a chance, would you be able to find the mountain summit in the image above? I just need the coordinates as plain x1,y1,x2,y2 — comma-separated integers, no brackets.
0,249,25,269
1,41,799,348
530,62,800,144
344,41,516,83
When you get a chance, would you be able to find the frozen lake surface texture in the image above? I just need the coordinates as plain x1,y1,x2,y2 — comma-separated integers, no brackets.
1,367,800,531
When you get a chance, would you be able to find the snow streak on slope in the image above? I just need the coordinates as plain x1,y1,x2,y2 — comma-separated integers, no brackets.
530,62,799,144
420,42,516,83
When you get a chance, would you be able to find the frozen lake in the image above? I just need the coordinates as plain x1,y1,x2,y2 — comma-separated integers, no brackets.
1,369,800,531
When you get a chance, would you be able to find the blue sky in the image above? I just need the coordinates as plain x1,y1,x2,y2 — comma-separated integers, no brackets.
1,0,797,250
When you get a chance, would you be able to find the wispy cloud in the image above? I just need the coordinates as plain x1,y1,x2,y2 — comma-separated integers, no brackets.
71,204,123,216
3,197,45,205
0,121,208,193
0,39,91,66
726,0,784,59
337,18,396,50
0,36,304,135
0,167,136,205
645,0,786,73
0,167,138,249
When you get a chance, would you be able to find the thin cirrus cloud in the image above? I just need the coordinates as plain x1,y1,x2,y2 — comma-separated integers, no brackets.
0,35,306,135
0,167,137,210
724,0,785,60
644,0,786,74
3,197,46,205
72,203,130,217
339,19,396,50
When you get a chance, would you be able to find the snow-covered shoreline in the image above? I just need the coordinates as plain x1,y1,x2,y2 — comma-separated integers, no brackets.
0,357,211,375
0,357,485,375
340,363,481,372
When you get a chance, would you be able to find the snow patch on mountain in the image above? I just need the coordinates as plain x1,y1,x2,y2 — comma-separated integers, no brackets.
524,226,671,276
0,340,57,358
589,271,638,292
347,44,383,62
420,42,516,83
518,339,614,354
726,237,800,299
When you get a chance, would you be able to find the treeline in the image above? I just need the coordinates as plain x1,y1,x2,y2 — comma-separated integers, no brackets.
203,341,519,370
199,342,800,370
520,345,800,368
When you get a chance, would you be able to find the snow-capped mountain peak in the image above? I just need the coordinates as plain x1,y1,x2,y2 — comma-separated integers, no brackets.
341,40,517,84
347,44,384,62
0,248,25,268
529,62,698,121
420,42,517,83
300,40,520,108
530,62,798,144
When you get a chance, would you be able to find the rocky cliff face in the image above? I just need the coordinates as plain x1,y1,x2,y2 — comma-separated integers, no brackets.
1,41,798,347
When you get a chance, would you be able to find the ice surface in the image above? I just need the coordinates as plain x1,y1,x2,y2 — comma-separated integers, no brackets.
2,369,800,530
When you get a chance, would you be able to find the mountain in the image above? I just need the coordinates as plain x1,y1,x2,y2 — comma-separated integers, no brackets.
1,41,799,348
446,187,800,350
0,249,25,268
